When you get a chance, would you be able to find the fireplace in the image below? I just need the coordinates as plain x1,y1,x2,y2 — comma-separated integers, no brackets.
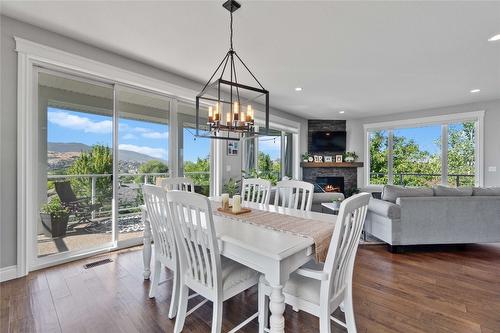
315,176,344,193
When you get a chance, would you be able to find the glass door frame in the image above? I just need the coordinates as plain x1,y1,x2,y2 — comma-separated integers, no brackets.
31,65,218,270
33,66,117,270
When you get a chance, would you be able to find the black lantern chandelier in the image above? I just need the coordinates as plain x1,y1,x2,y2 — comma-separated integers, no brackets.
196,0,269,141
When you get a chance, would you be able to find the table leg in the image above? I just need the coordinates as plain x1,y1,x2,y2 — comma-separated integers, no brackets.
269,284,286,333
142,208,152,280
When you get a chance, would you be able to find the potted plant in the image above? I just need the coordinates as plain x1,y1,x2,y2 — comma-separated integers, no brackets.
344,151,358,163
40,197,70,238
331,197,343,209
301,153,310,163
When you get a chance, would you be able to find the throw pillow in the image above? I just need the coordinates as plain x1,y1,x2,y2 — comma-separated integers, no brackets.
381,185,434,203
433,185,473,196
472,187,500,196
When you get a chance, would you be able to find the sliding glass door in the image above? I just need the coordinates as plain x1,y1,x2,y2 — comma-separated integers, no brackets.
36,68,175,265
38,69,114,259
116,86,170,244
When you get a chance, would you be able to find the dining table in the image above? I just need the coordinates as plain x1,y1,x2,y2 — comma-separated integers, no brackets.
140,198,337,333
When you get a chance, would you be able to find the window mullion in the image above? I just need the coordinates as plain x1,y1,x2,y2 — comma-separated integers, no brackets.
441,124,448,185
388,129,394,185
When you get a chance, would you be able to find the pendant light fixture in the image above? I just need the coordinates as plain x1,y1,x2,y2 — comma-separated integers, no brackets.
195,0,269,141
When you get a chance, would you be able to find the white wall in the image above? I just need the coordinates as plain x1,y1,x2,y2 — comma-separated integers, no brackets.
0,15,307,269
347,99,500,188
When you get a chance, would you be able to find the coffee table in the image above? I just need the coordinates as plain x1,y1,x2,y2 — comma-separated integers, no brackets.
321,202,340,215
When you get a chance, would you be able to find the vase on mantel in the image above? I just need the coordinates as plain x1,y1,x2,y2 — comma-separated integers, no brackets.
344,156,355,163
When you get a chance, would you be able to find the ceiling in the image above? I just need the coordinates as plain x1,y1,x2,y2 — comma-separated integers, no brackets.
2,1,500,119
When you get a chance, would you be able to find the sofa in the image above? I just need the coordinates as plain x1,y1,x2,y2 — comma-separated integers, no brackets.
364,185,500,250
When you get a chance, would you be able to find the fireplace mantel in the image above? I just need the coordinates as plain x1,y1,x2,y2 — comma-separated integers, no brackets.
300,162,364,168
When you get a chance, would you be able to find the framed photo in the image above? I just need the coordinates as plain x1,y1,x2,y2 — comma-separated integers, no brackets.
313,155,323,163
335,155,343,163
324,156,333,163
227,141,239,156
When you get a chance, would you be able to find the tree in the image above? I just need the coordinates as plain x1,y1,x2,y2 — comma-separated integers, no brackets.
369,131,389,185
184,156,210,196
135,160,169,184
68,144,113,203
447,122,475,186
257,152,280,185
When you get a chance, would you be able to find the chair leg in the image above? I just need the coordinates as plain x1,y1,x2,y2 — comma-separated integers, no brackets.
168,268,179,319
319,308,332,333
212,298,223,333
174,285,189,333
148,260,161,298
344,285,357,333
258,279,269,333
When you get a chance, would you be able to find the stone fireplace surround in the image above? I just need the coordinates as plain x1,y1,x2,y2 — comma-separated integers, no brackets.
304,119,360,193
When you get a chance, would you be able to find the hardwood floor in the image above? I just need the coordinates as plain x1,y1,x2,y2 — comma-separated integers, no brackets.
2,243,500,333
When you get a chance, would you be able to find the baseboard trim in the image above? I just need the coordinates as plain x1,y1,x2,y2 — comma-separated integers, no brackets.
0,265,18,282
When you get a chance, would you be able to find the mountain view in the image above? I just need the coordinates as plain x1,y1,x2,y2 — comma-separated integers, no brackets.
48,142,166,173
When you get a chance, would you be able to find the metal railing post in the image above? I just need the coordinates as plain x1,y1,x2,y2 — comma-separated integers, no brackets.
91,176,96,219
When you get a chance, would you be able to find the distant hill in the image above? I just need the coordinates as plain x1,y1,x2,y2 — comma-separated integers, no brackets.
48,142,164,163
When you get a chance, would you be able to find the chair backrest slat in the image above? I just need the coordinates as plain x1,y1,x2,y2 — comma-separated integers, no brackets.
241,178,271,205
323,193,371,300
160,177,195,193
143,185,177,264
167,191,221,292
274,180,314,212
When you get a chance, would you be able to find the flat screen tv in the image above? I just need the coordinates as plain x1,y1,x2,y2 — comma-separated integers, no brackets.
311,131,346,152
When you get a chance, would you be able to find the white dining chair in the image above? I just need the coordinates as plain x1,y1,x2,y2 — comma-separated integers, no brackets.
142,184,179,319
166,190,260,333
273,179,314,212
241,178,272,205
259,192,371,333
159,177,195,192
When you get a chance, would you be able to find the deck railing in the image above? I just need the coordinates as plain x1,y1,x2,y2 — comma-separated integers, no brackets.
47,171,210,217
369,172,475,187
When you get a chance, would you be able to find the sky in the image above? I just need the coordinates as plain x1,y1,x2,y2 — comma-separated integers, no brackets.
259,136,281,160
394,125,441,154
47,107,209,162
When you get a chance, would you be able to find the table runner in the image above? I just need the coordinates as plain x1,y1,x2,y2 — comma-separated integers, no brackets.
212,203,335,262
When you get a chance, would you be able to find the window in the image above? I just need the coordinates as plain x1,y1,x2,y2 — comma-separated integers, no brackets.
258,130,282,184
178,102,211,196
447,122,476,187
366,113,483,187
392,125,441,186
368,130,389,185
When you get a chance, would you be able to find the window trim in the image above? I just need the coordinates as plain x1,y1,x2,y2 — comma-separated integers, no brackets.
363,111,485,188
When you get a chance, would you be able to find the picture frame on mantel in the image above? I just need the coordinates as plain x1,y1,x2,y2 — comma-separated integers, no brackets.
324,156,333,163
335,155,343,163
314,155,324,163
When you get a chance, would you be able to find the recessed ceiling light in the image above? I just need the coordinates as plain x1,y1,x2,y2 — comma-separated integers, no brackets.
339,111,345,114
488,34,500,42
470,89,480,93
295,87,302,92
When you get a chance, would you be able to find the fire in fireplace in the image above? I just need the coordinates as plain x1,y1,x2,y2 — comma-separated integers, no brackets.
315,176,344,193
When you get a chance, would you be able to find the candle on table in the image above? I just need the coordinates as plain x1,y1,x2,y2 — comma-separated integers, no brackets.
221,193,229,210
232,195,241,213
